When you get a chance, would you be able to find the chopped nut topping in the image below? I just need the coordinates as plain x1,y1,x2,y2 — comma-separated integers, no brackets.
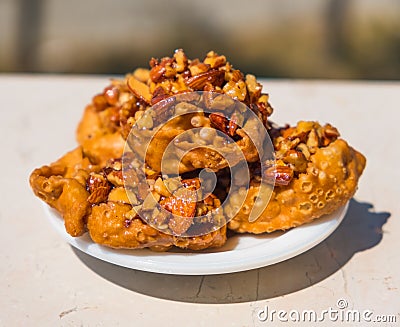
173,49,188,73
185,70,225,90
87,173,111,204
161,186,197,235
283,150,308,172
209,113,238,137
92,94,108,111
203,51,226,69
265,165,294,186
106,170,124,187
127,76,152,104
104,86,120,106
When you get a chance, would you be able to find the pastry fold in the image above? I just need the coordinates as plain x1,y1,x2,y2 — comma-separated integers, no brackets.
228,122,366,233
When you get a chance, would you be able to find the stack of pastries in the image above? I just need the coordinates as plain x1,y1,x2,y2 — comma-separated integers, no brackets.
30,50,366,251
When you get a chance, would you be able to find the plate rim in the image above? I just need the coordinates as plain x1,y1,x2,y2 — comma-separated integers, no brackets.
44,202,348,275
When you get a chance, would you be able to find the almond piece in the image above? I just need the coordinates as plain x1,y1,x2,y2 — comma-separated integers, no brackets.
87,173,111,204
209,113,228,134
127,76,152,104
185,70,224,90
161,187,197,235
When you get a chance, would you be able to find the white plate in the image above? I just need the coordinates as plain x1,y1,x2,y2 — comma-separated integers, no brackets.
44,203,348,275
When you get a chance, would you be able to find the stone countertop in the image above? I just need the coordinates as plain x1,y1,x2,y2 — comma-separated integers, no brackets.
1,75,398,326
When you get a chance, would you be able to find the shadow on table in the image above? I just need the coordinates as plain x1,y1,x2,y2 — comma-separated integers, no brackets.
73,199,390,304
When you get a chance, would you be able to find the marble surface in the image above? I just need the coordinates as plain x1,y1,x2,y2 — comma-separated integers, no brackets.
1,75,399,326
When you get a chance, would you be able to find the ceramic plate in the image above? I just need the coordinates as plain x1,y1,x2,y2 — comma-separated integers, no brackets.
44,202,348,275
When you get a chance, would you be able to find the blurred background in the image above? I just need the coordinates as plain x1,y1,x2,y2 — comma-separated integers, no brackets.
1,0,399,79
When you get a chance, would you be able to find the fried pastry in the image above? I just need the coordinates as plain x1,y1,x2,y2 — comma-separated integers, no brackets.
76,100,125,166
77,50,273,174
88,201,226,251
30,49,366,253
30,147,227,251
227,121,366,233
30,147,96,236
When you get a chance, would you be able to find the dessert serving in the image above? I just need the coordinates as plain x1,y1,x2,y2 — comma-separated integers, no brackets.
30,50,366,252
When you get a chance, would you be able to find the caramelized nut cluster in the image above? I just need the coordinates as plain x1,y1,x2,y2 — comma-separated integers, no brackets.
86,159,129,205
89,50,273,140
85,155,225,236
267,121,340,186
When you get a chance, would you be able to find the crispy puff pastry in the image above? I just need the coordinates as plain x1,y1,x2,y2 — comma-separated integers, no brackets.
30,147,226,251
228,122,366,233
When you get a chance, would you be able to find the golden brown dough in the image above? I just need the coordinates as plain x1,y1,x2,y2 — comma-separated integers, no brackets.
228,122,366,233
30,147,95,236
80,132,124,166
76,105,125,166
30,147,227,251
88,202,226,251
